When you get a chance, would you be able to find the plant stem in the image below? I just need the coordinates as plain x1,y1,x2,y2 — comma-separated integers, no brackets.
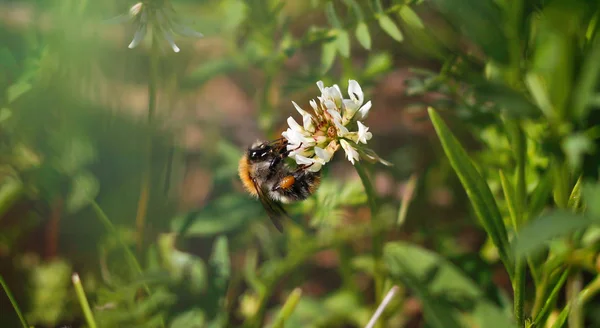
243,220,393,328
136,34,160,254
91,200,150,295
0,274,28,328
365,286,399,328
505,118,527,328
72,273,98,328
568,272,584,328
271,288,302,328
354,161,385,326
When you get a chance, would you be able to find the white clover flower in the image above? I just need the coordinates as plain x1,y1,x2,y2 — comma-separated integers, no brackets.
109,1,204,53
282,80,390,172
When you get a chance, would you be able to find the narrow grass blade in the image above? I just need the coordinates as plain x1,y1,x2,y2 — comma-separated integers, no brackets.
428,107,512,276
72,273,98,328
397,173,418,227
271,288,302,328
499,170,517,228
534,268,570,326
0,274,28,328
365,286,399,328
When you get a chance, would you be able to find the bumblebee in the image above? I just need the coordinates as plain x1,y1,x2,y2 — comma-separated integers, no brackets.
238,138,321,232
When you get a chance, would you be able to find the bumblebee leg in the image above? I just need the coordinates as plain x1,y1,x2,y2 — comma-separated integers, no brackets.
293,162,315,173
280,142,304,158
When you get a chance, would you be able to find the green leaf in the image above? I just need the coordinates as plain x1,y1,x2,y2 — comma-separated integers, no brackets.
378,15,403,42
209,236,230,291
0,108,12,124
384,242,516,328
513,210,596,257
428,107,512,276
398,6,424,29
562,134,595,171
321,39,337,73
530,2,583,118
271,288,302,328
55,138,97,176
0,177,24,219
583,181,600,219
472,82,541,119
429,0,509,64
66,171,99,214
355,22,371,50
336,30,351,57
171,195,263,237
342,0,364,20
7,82,32,103
170,308,205,328
528,170,553,219
158,234,207,293
363,52,392,78
324,1,342,28
572,32,600,121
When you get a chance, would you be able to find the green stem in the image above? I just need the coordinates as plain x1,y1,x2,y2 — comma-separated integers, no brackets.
242,219,393,328
354,161,385,326
533,267,570,326
505,118,527,327
568,272,584,328
72,273,98,328
271,288,303,328
136,33,160,254
0,274,28,328
91,200,150,295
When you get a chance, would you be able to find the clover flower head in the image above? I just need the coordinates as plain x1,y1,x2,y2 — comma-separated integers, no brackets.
114,1,204,53
281,80,390,172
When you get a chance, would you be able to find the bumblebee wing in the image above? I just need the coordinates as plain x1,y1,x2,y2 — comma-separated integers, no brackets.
252,179,287,232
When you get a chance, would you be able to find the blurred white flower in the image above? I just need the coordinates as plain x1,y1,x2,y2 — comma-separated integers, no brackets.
110,1,203,53
281,80,389,171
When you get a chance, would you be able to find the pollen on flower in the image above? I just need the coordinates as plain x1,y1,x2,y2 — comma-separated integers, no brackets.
281,80,390,172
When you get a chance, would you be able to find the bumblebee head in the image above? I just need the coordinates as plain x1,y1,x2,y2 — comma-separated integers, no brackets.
247,141,273,162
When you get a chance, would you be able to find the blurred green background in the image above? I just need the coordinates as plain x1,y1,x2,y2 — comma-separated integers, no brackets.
1,0,600,327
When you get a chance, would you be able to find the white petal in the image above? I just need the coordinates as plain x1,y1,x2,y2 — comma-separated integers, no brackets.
313,135,328,145
316,81,325,93
292,101,308,117
331,85,343,106
128,23,147,49
327,108,343,123
309,99,318,112
355,101,372,121
307,162,322,172
292,101,315,132
287,116,303,132
295,155,315,166
357,121,372,144
314,146,334,163
282,128,310,147
322,100,337,112
340,139,359,165
348,80,364,104
342,99,360,123
163,30,180,53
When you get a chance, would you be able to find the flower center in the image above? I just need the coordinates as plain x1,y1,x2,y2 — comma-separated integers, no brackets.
327,126,337,139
